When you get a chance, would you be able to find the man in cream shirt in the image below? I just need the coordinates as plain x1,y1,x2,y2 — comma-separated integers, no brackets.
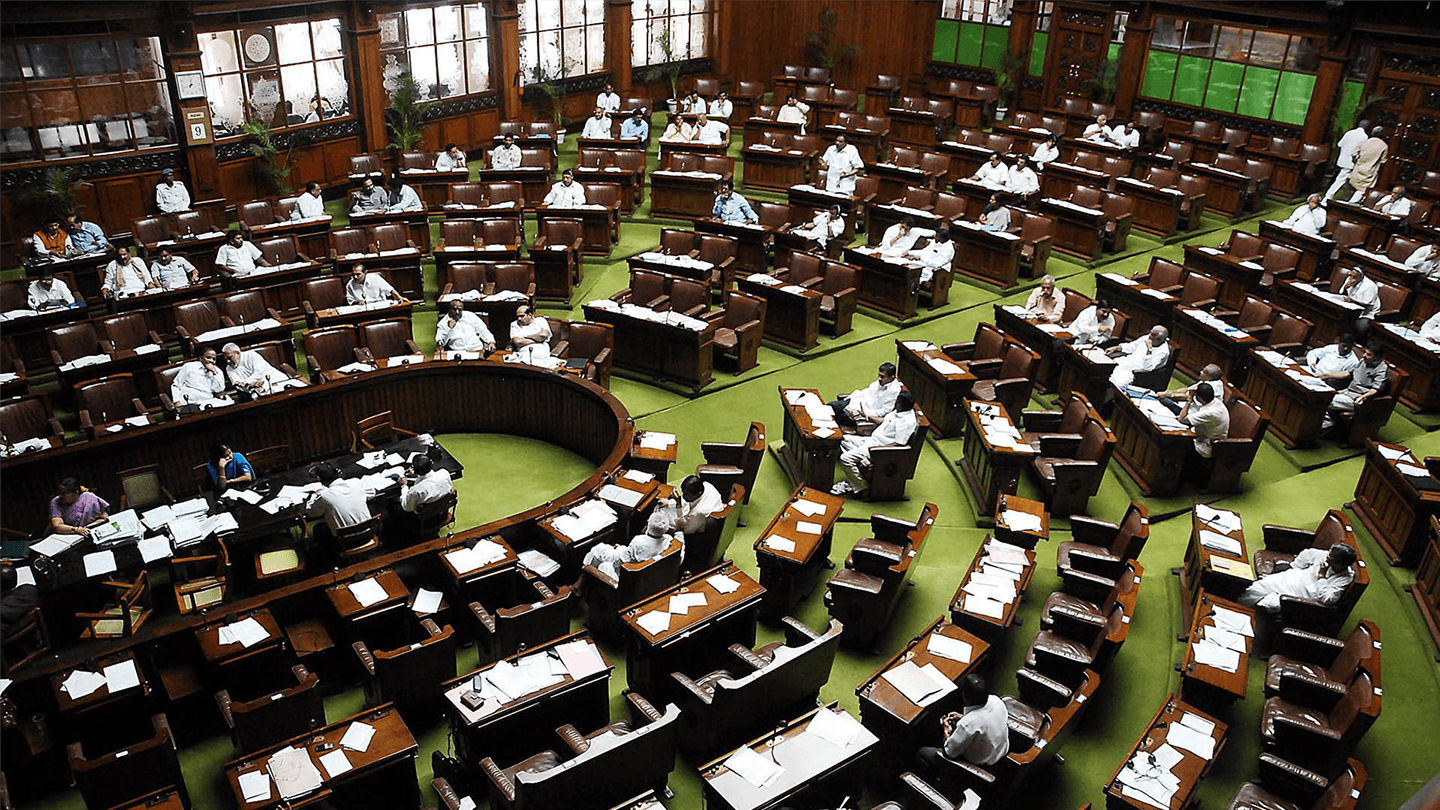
1069,299,1116,345
821,134,864,195
102,251,157,298
708,91,733,119
970,153,1009,190
543,169,587,207
509,305,553,363
435,299,496,353
1081,114,1111,141
171,348,230,407
1180,381,1230,462
1107,325,1171,389
1025,275,1064,323
916,675,1010,770
1405,244,1440,279
345,264,402,305
1109,121,1140,149
1280,193,1327,236
290,181,327,219
695,113,728,145
1326,119,1370,199
876,217,925,258
829,362,902,429
581,108,613,140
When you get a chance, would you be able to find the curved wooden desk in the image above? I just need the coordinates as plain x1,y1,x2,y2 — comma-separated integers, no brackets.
5,360,632,682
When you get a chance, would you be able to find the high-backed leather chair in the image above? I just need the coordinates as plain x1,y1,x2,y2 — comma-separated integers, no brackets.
1018,392,1099,453
1031,416,1114,516
967,342,1039,420
1016,212,1055,279
695,235,739,295
814,262,860,337
1260,669,1380,775
96,314,163,357
216,662,324,751
668,278,711,319
349,154,383,180
1254,510,1369,634
1023,600,1129,688
303,326,360,382
0,394,63,446
1265,620,1380,709
862,411,930,501
943,322,1006,376
696,422,766,505
300,277,347,328
1058,502,1149,580
46,322,107,370
1043,559,1143,637
1224,756,1365,810
824,504,936,648
67,713,187,810
583,537,684,637
678,485,742,574
1135,256,1185,293
713,292,764,373
75,374,154,439
351,603,456,717
217,289,285,329
357,318,420,363
1327,361,1406,447
670,617,842,757
532,218,583,301
172,299,224,357
1206,396,1269,492
469,571,574,664
1129,343,1180,391
1267,312,1315,355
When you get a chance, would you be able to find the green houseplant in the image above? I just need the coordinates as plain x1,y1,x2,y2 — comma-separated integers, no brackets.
805,6,859,72
19,166,93,221
994,51,1028,120
385,71,432,151
528,59,575,128
1089,57,1120,105
240,118,293,196
643,24,684,107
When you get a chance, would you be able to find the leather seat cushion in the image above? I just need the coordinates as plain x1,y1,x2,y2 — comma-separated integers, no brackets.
1259,696,1331,741
1264,657,1331,695
1253,550,1295,579
695,670,735,695
1042,591,1101,624
1029,631,1093,665
714,327,738,350
820,295,836,315
830,568,884,594
1001,695,1045,742
1033,457,1058,483
1228,782,1302,810
505,750,561,780
970,380,998,401
852,537,905,565
754,641,784,663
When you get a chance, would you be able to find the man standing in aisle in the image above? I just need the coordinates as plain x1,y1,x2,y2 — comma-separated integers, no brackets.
1325,118,1370,200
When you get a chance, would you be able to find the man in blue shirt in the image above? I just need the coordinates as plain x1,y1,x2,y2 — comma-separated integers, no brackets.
712,182,758,224
620,109,650,141
206,444,255,492
65,213,110,254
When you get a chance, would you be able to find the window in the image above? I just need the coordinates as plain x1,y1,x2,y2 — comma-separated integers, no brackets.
1029,2,1053,76
517,0,605,83
933,0,1011,69
1140,16,1322,126
379,3,493,101
0,33,174,160
632,0,713,69
198,18,350,139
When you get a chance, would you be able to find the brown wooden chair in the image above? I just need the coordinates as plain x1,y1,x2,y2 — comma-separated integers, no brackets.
351,603,455,718
862,411,930,502
562,321,614,388
349,154,383,180
216,662,324,751
712,292,764,374
355,410,419,451
77,571,154,639
302,325,360,382
1016,212,1055,279
217,289,286,329
1224,756,1365,810
968,342,1040,421
532,217,584,302
1260,670,1379,776
1031,417,1115,516
356,318,421,364
75,374,155,439
96,313,164,355
0,601,50,672
0,394,63,447
1058,501,1148,580
172,299,224,357
299,277,347,329
1207,396,1270,493
170,538,229,614
583,537,684,638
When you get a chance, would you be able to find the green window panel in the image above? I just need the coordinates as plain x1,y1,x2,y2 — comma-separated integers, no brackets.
1141,50,1178,99
1174,55,1211,107
957,22,986,66
1273,71,1316,127
1334,79,1365,133
1205,60,1244,112
933,18,960,63
1237,65,1280,119
980,24,1008,71
1107,42,1121,63
1029,31,1048,76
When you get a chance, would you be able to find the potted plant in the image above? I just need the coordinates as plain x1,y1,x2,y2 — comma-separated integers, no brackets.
994,51,1028,122
240,118,293,196
527,59,575,135
644,24,685,112
1090,57,1120,105
805,6,859,75
18,166,92,221
385,71,431,154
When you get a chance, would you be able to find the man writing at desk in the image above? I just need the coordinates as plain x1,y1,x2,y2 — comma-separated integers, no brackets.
829,362,902,430
346,264,403,306
437,299,496,354
832,391,917,498
969,153,1009,191
1024,275,1063,323
27,268,76,311
916,674,1009,772
713,182,758,224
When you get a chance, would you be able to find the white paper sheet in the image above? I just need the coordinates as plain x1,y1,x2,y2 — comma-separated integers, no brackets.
765,536,797,553
61,669,106,698
83,550,117,578
102,659,141,693
412,588,443,615
319,749,352,777
791,499,827,517
927,633,973,663
724,746,784,788
806,707,862,747
636,610,672,634
348,578,388,608
138,536,172,563
339,721,375,752
707,573,741,593
999,509,1043,533
239,770,272,802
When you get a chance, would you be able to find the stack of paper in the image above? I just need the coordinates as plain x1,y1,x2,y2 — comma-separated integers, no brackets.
707,573,741,593
218,617,271,648
238,770,272,802
791,498,827,518
1198,529,1242,557
725,746,784,788
1192,636,1241,672
91,510,142,546
411,588,443,616
597,484,645,509
61,669,107,698
1210,605,1254,636
638,432,676,451
926,633,973,664
881,660,957,706
1167,712,1217,759
348,578,389,608
555,638,607,679
517,548,560,577
30,534,83,558
552,498,619,540
806,707,862,748
267,746,323,800
1195,504,1241,534
636,610,672,634
1117,745,1183,808
1000,508,1043,534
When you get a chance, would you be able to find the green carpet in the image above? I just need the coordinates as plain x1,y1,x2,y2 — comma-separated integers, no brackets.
20,117,1440,810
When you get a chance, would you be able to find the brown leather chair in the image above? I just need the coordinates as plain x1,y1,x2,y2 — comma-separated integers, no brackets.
668,278,711,319
943,322,1007,376
816,263,860,337
562,320,614,388
0,337,27,398
217,289,285,328
1019,392,1100,452
670,617,842,758
1224,756,1365,810
468,570,574,664
1043,559,1143,635
1332,362,1407,448
614,270,670,310
824,504,936,648
1266,312,1315,355
96,313,164,354
1227,296,1276,343
255,234,311,268
349,154,383,180
756,201,794,231
1265,620,1380,708
351,604,456,718
1016,212,1055,279
216,662,324,751
1206,396,1270,492
696,422,766,506
713,292,764,374
678,485,742,574
173,210,216,239
1023,600,1129,688
300,277,348,328
46,322,107,370
1135,256,1185,293
1058,501,1149,580
75,374,155,439
490,262,538,299
356,317,420,363
1031,416,1114,516
532,218,583,301
303,326,360,382
0,394,63,445
399,150,437,171
130,215,170,249
860,410,930,501
236,200,279,233
1130,343,1181,392
172,299,224,357
583,537,684,638
968,342,1039,421
1254,510,1369,634
1260,669,1380,775
67,713,187,810
1221,126,1251,154
696,235,739,295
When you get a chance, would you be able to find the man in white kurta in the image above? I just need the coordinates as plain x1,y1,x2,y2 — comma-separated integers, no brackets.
1032,135,1060,170
291,182,327,219
171,349,230,407
1340,267,1380,332
385,179,423,212
918,675,1010,768
1180,381,1230,458
490,134,522,169
215,231,268,277
1110,122,1140,149
708,92,733,119
1108,326,1171,388
1325,120,1369,199
658,475,724,536
28,271,75,310
596,83,621,114
581,109,613,140
833,392,918,496
1068,302,1116,345
543,171,587,207
877,219,924,258
436,143,468,172
776,95,811,132
343,265,399,305
398,455,453,513
830,363,903,428
305,462,376,537
223,342,303,395
1239,544,1356,613
1081,115,1111,141
154,168,191,213
1007,156,1040,197
908,229,955,285
436,300,496,353
509,305,553,363
971,154,1009,190
821,135,864,195
102,253,156,297
1372,185,1413,218
583,511,677,581
1407,244,1440,279
790,206,844,248
1281,194,1327,236
1419,309,1440,342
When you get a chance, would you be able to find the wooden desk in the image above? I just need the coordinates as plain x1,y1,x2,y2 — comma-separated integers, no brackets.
439,535,520,604
620,561,764,700
657,139,727,162
872,161,939,203
1040,161,1112,200
1240,347,1337,448
242,214,335,261
575,166,641,214
994,493,1050,548
1110,390,1195,496
1095,272,1179,335
580,302,716,392
627,252,731,293
949,537,1036,639
536,203,617,255
1411,517,1440,659
1039,196,1108,261
742,145,814,192
887,107,942,146
347,209,434,254
895,339,977,436
993,302,1075,392
50,651,149,731
787,183,864,243
843,247,922,320
1056,342,1118,406
855,618,989,748
937,139,999,184
696,218,777,275
1172,307,1260,383
1104,696,1227,810
1374,323,1440,412
1181,244,1264,312
957,400,1037,517
951,220,1025,288
736,275,822,352
1178,505,1254,624
701,703,878,810
107,282,219,339
1115,177,1187,238
398,167,470,208
627,430,678,480
777,386,843,491
478,166,554,206
753,485,843,619
651,169,727,220
741,118,804,149
1341,245,1418,291
196,608,285,670
1182,161,1250,218
1257,219,1336,282
224,704,419,810
1179,594,1254,713
867,201,947,246
1351,440,1440,566
1330,198,1406,249
112,788,187,810
441,632,612,767
326,569,410,623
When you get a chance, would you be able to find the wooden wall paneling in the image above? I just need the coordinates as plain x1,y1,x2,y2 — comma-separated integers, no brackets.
93,178,149,239
291,144,328,192
323,138,362,188
220,161,261,206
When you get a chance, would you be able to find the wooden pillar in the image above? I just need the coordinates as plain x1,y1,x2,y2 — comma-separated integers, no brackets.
160,9,222,202
349,3,388,154
608,0,633,94
1114,4,1152,119
492,0,524,121
1305,49,1347,143
715,1,736,80
1009,1,1038,65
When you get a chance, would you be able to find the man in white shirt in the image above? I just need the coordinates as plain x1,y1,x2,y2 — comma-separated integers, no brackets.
1069,299,1116,345
1306,334,1361,383
909,228,955,286
1008,155,1039,197
877,217,924,258
1081,114,1111,141
829,362,903,428
1157,363,1225,412
27,269,76,310
1239,543,1356,614
1326,119,1370,200
1032,134,1060,170
1406,244,1440,279
917,675,1010,770
305,461,376,546
583,511,677,581
970,153,1009,190
509,305,553,363
435,299,496,353
789,205,843,247
223,342,303,395
833,392,918,496
821,134,864,195
385,177,423,212
581,108,613,140
695,113,728,145
543,169,587,207
1418,309,1440,342
397,455,453,513
1110,121,1140,149
777,94,811,132
150,247,198,290
154,168,191,213
290,181,327,219
490,133,522,169
1179,380,1230,460
1372,184,1412,218
708,91,733,119
1108,325,1171,389
346,264,402,305
596,83,620,114
436,143,468,172
351,177,388,214
214,231,268,278
1339,266,1380,335
656,475,725,536
1281,193,1327,236
171,347,230,407
102,252,157,298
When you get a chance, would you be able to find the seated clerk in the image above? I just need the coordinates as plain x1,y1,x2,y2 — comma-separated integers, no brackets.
49,478,110,538
582,511,678,581
1067,298,1116,346
436,298,496,353
171,347,231,408
1107,325,1171,389
1156,363,1224,414
304,461,376,547
832,391,918,498
828,362,902,430
1305,333,1361,386
1179,380,1230,476
1024,275,1064,323
207,444,255,493
654,475,724,536
916,674,1010,770
397,454,453,513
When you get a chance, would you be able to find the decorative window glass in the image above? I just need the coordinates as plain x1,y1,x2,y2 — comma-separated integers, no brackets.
631,0,714,68
198,17,351,138
518,0,605,82
934,0,1011,70
379,3,493,101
